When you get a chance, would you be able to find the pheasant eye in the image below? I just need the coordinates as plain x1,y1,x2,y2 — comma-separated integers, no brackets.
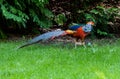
85,28,87,31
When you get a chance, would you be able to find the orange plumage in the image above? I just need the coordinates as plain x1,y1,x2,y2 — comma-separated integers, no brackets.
70,21,95,46
73,27,88,40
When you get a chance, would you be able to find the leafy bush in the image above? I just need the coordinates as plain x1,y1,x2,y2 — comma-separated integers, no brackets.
0,0,120,38
1,4,29,27
0,0,53,38
54,13,67,26
0,0,53,28
79,6,119,36
83,6,120,36
51,0,119,37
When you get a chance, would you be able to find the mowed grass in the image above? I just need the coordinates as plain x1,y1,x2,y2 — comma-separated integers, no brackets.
0,38,120,79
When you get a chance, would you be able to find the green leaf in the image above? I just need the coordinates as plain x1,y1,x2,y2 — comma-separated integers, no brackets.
84,13,95,22
54,13,67,26
90,9,99,14
0,0,3,4
97,29,108,36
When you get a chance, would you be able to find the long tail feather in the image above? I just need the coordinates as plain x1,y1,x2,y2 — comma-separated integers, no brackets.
17,30,65,49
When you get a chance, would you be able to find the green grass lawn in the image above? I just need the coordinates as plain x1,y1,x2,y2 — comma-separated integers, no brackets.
0,38,120,79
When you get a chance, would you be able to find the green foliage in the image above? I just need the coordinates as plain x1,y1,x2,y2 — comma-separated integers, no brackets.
29,8,53,28
0,0,54,38
0,0,3,4
0,0,53,28
84,13,95,22
57,0,119,37
54,13,67,26
97,29,108,36
0,29,7,39
30,0,53,28
76,5,119,36
1,4,29,27
84,6,120,36
0,0,120,38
